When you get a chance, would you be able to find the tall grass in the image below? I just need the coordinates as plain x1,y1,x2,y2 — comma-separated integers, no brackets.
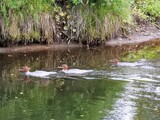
0,0,56,46
1,0,157,46
132,0,160,22
67,0,132,43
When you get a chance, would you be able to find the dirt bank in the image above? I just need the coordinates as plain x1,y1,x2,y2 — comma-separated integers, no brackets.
106,24,160,46
0,44,81,54
0,24,160,54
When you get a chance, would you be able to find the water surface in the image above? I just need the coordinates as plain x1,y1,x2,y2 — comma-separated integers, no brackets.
0,46,160,120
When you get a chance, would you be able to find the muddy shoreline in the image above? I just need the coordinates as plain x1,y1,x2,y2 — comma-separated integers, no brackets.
0,44,82,54
0,25,160,54
106,24,160,46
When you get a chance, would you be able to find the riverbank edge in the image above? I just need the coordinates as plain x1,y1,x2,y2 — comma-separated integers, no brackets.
0,25,160,54
106,24,160,46
0,44,82,54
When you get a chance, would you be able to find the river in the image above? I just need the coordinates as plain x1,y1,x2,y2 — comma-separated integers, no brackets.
0,45,160,120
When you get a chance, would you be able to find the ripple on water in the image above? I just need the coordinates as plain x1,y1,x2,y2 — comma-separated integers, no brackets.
103,80,160,120
103,82,137,120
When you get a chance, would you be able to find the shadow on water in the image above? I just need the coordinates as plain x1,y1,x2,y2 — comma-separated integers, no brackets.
0,44,160,120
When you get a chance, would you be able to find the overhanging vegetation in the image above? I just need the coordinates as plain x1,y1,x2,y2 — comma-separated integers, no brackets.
0,0,159,47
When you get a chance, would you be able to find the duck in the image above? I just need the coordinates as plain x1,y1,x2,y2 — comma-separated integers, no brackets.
61,64,93,74
109,59,119,66
19,66,57,78
110,59,144,67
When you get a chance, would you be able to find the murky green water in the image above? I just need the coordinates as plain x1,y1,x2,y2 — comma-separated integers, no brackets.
0,46,160,120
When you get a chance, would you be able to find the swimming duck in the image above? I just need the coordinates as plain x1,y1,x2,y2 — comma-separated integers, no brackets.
117,61,145,67
19,66,57,78
109,59,144,67
61,64,93,74
109,59,119,66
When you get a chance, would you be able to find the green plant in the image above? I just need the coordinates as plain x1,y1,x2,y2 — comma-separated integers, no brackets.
70,0,83,5
0,0,56,45
67,0,132,42
133,0,160,21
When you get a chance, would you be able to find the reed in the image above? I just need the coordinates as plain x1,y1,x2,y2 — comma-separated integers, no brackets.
67,0,132,44
0,0,56,46
132,0,160,22
0,0,157,46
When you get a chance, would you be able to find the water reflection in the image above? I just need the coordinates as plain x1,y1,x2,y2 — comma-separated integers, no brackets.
0,46,160,120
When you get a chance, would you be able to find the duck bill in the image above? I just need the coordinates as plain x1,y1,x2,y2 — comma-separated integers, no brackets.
57,66,63,69
18,69,23,72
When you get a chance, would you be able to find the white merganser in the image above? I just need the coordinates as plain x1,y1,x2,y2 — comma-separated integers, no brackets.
117,62,144,67
61,64,93,74
110,59,144,67
19,66,56,78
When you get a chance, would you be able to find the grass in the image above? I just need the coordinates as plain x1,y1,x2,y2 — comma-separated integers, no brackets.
0,0,56,45
0,0,159,46
132,0,160,22
67,0,132,43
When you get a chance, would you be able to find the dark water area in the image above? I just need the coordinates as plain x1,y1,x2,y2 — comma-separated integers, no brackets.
0,46,160,120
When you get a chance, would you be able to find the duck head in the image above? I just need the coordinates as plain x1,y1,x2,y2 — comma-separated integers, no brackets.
114,59,119,64
109,59,119,65
62,64,68,70
19,66,31,73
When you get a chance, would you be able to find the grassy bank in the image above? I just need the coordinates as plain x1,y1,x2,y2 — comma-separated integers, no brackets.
0,0,57,46
0,0,159,47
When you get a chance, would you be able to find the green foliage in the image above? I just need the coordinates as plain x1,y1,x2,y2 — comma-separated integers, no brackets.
0,0,55,43
68,0,131,41
94,0,131,21
0,0,53,22
0,0,159,45
133,0,160,21
70,0,83,5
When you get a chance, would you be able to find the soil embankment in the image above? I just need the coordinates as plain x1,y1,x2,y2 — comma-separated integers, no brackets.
106,25,160,46
0,25,160,54
0,44,81,54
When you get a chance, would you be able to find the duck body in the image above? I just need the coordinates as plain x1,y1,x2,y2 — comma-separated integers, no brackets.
62,69,93,74
25,70,57,78
110,59,146,67
19,66,56,78
116,62,144,67
61,64,93,74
